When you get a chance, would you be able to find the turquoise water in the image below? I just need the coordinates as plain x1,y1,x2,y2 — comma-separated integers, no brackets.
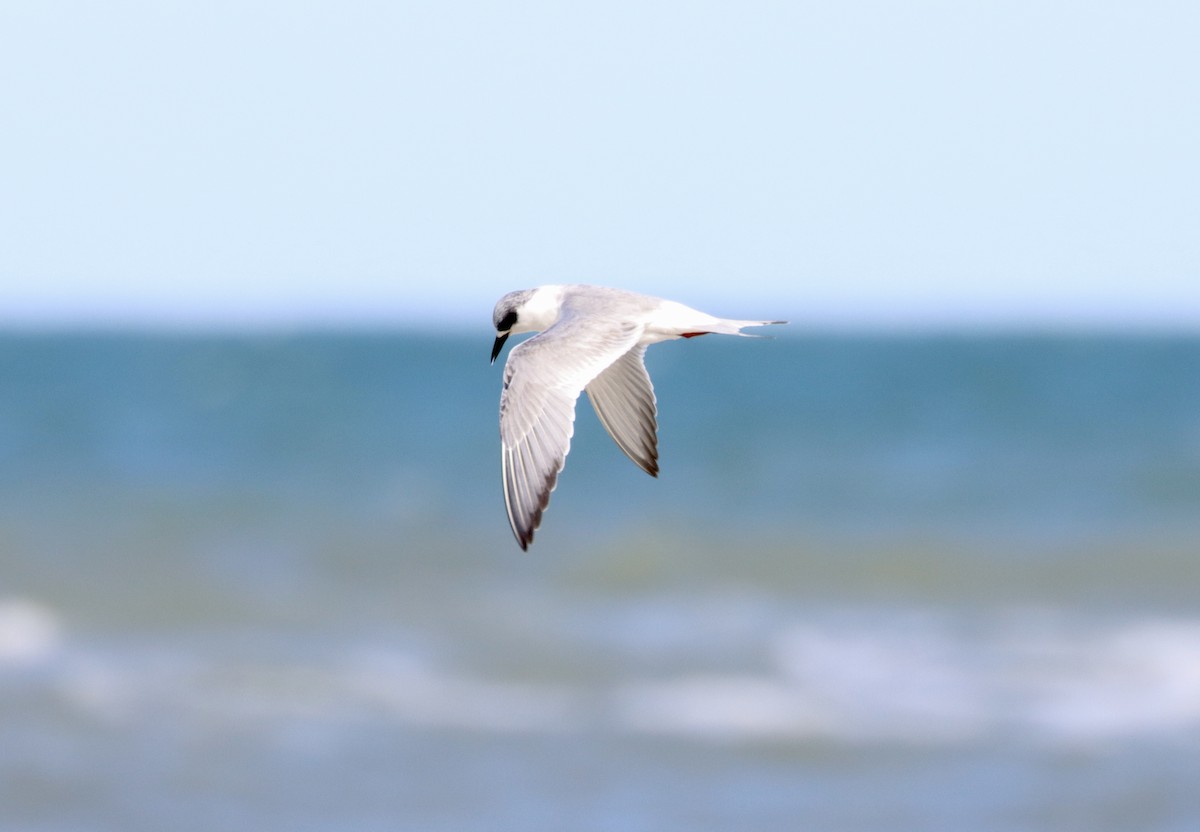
1,332,1199,831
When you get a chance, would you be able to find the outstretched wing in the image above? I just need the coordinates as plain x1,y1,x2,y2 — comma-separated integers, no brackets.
585,345,658,477
499,318,641,549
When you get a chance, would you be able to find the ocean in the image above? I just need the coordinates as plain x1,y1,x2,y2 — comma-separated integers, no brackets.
1,331,1198,831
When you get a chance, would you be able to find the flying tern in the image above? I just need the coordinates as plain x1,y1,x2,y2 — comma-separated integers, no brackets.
491,284,784,549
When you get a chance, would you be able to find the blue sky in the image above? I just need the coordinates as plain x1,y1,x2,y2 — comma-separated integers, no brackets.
2,1,1197,328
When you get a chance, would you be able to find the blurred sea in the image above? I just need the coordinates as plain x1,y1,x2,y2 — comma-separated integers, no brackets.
1,330,1198,831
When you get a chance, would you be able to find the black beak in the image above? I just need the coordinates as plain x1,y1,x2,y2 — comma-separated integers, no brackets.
490,332,510,364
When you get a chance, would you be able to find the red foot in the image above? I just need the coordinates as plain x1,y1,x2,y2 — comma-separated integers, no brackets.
680,331,710,339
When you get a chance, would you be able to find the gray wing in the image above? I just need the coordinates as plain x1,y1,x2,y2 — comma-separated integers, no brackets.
585,345,658,477
499,319,641,550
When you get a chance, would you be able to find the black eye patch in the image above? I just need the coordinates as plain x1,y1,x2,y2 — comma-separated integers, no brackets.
496,310,518,331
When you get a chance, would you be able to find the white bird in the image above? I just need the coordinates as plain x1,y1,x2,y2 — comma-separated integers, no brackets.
490,284,785,550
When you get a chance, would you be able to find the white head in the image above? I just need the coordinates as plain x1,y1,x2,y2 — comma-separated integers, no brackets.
490,286,564,363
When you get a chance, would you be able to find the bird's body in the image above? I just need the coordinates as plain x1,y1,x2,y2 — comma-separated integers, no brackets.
491,284,784,549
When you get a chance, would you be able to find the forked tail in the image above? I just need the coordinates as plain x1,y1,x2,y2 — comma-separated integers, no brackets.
683,319,787,338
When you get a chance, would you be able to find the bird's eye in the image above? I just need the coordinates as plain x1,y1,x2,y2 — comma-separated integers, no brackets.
497,310,518,331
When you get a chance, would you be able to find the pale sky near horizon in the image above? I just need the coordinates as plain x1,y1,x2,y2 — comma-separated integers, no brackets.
1,1,1197,329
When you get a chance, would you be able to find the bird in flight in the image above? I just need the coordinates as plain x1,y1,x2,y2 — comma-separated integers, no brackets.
491,284,784,550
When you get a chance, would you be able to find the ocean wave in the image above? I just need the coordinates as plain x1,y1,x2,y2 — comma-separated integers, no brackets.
615,612,1200,745
0,598,61,664
8,609,1200,749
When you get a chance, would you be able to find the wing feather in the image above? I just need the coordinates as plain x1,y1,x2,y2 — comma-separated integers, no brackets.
499,318,641,549
585,346,658,476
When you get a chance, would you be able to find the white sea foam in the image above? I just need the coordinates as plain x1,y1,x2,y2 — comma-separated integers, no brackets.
340,649,581,733
613,675,828,740
1001,618,1200,741
769,615,989,743
49,645,582,737
13,610,1200,748
0,598,61,664
613,612,1200,745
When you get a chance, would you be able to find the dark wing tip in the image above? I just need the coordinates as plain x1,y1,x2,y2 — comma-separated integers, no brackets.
509,510,535,550
506,460,560,551
636,444,659,477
